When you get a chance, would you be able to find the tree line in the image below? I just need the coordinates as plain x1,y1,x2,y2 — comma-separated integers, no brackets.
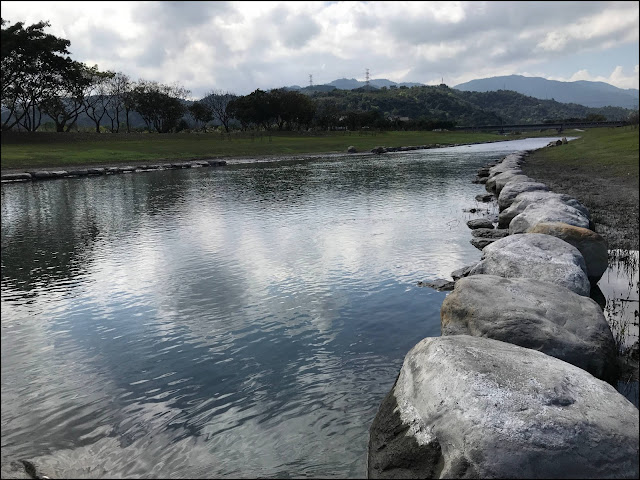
2,18,635,134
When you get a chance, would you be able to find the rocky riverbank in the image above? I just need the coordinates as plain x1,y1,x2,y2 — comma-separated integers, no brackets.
368,149,639,479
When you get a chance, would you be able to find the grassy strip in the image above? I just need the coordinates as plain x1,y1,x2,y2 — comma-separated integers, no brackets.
1,129,556,170
522,126,639,251
527,126,639,179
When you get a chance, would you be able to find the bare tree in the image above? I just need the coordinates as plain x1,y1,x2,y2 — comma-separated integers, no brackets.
83,70,115,133
40,62,99,132
201,90,237,132
104,72,131,133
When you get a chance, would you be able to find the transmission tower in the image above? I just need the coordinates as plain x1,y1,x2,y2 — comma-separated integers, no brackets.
365,68,370,87
309,74,313,87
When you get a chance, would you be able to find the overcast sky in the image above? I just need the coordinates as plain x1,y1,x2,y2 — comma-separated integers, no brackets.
2,1,638,99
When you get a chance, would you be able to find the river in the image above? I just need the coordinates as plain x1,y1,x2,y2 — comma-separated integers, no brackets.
1,137,631,478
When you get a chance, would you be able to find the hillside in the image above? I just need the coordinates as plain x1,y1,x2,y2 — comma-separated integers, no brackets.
2,84,634,132
454,75,639,109
309,84,633,125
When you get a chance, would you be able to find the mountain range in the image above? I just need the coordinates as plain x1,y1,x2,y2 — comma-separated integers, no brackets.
453,75,639,109
286,75,639,110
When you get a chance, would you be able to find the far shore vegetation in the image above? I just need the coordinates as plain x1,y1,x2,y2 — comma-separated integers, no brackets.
3,18,639,173
2,129,558,170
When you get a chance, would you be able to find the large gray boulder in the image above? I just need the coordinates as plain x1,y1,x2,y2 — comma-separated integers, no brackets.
509,200,591,234
498,191,590,229
498,181,549,211
493,174,533,196
526,222,609,283
487,154,524,177
441,275,617,380
485,169,523,193
468,233,591,296
368,335,639,479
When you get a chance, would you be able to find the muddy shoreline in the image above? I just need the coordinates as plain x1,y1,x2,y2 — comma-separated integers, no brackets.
521,152,639,251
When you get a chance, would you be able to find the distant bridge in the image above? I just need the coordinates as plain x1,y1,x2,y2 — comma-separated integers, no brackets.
454,120,628,133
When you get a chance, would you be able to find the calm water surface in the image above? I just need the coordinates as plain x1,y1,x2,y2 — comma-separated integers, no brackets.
3,138,603,478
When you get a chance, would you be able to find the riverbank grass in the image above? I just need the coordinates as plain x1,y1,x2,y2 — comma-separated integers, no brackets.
2,129,554,170
534,126,639,179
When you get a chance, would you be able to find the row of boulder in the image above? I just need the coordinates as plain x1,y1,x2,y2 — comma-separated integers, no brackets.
0,160,228,183
368,150,639,478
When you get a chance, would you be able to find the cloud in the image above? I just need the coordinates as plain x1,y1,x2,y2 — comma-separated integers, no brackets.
547,65,640,90
1,0,638,96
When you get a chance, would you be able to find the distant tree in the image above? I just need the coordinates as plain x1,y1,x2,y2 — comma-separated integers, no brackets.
1,18,75,131
104,72,131,133
83,69,115,133
585,113,607,123
269,89,316,130
188,101,213,131
40,62,100,132
131,80,190,133
200,90,237,132
313,100,340,130
227,89,275,130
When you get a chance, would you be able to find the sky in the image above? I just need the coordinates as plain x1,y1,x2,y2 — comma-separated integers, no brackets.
1,1,638,99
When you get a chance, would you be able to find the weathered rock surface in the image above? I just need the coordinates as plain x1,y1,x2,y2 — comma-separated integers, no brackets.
368,335,639,479
441,275,617,380
498,191,590,229
474,193,493,202
0,460,48,479
468,233,591,296
509,200,591,234
416,279,456,291
347,145,357,153
451,265,474,280
493,174,533,195
466,218,494,229
2,172,33,181
471,228,509,239
526,222,609,283
29,170,68,179
487,154,524,177
476,167,491,178
498,181,549,211
470,238,496,250
485,169,523,193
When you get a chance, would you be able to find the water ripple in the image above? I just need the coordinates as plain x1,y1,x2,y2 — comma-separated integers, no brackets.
2,138,572,477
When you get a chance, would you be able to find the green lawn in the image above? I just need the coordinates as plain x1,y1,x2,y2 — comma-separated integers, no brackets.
1,129,555,170
530,126,639,179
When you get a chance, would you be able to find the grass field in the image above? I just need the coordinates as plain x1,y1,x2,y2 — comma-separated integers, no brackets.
523,125,639,251
528,126,639,179
1,129,555,170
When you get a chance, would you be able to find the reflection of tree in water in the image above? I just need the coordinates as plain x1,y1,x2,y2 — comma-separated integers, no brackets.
219,154,475,211
1,172,197,295
1,181,101,294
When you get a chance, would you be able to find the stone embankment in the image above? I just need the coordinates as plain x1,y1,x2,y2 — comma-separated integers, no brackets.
369,149,639,478
1,160,228,183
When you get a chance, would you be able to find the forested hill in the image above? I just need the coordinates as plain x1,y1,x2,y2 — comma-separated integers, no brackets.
307,84,634,125
454,75,639,109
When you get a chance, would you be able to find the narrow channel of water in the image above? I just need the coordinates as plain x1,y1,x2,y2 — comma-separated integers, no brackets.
1,137,635,478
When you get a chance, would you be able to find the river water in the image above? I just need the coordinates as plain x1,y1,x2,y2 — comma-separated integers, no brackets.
1,137,632,478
